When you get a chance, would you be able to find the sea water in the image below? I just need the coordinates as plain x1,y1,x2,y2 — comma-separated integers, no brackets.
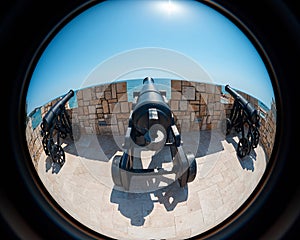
125,78,171,102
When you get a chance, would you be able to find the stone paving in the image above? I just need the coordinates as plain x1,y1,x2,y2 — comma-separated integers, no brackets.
36,129,267,240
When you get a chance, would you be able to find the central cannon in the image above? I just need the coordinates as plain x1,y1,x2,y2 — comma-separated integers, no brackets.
112,77,197,191
130,76,172,151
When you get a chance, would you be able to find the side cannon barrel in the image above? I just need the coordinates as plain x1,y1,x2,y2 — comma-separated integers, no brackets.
41,89,74,133
225,85,259,125
40,89,75,166
225,84,261,158
111,77,197,191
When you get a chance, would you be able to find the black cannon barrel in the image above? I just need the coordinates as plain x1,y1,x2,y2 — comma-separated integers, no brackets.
42,89,74,131
131,77,172,137
225,85,259,124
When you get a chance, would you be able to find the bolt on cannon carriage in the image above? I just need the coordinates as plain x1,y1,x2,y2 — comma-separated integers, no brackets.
40,89,80,165
111,77,197,191
225,84,261,158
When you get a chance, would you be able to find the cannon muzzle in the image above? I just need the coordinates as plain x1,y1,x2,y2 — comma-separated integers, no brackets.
225,85,259,124
130,77,172,150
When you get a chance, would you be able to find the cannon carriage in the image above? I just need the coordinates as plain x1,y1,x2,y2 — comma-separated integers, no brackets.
40,89,80,165
225,85,261,158
111,77,197,191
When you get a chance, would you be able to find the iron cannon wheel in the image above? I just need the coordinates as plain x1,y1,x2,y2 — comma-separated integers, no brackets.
50,144,65,165
247,131,254,154
237,137,250,158
252,128,260,148
177,173,187,188
178,152,197,187
186,153,197,183
111,156,122,187
42,136,50,156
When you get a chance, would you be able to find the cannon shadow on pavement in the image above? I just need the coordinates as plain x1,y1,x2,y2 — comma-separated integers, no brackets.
110,180,188,226
45,155,63,174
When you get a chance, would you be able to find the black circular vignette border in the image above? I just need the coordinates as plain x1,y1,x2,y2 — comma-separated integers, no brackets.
2,1,299,239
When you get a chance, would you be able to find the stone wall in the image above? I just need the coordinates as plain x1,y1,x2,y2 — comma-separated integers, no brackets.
72,81,131,136
26,80,276,169
25,116,44,170
259,100,276,160
169,80,225,132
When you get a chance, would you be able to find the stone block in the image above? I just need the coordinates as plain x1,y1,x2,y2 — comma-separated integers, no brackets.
105,91,112,100
200,93,208,104
89,113,97,120
116,82,126,93
196,83,206,93
96,91,104,99
190,104,199,112
88,105,96,114
117,93,128,102
102,100,109,113
170,100,179,111
83,106,89,115
182,86,196,100
172,91,181,100
206,84,215,94
183,80,194,86
171,80,182,91
200,105,207,116
179,100,188,111
120,102,129,113
82,88,92,101
76,90,83,100
110,103,120,113
77,99,84,107
108,99,117,103
111,84,117,99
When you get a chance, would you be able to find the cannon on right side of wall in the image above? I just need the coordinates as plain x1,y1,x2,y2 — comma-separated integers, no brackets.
225,84,261,158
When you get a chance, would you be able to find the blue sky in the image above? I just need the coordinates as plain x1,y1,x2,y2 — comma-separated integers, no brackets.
26,0,275,113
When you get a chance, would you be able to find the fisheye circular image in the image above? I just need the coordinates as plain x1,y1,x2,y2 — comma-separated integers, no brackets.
25,1,277,239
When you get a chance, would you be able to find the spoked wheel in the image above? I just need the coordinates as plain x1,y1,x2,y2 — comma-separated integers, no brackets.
247,131,254,155
178,152,197,187
42,136,50,156
252,128,260,148
237,137,250,158
50,144,65,165
186,153,197,183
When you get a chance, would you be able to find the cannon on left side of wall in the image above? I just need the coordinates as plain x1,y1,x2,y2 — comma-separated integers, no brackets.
40,89,79,165
111,77,197,191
